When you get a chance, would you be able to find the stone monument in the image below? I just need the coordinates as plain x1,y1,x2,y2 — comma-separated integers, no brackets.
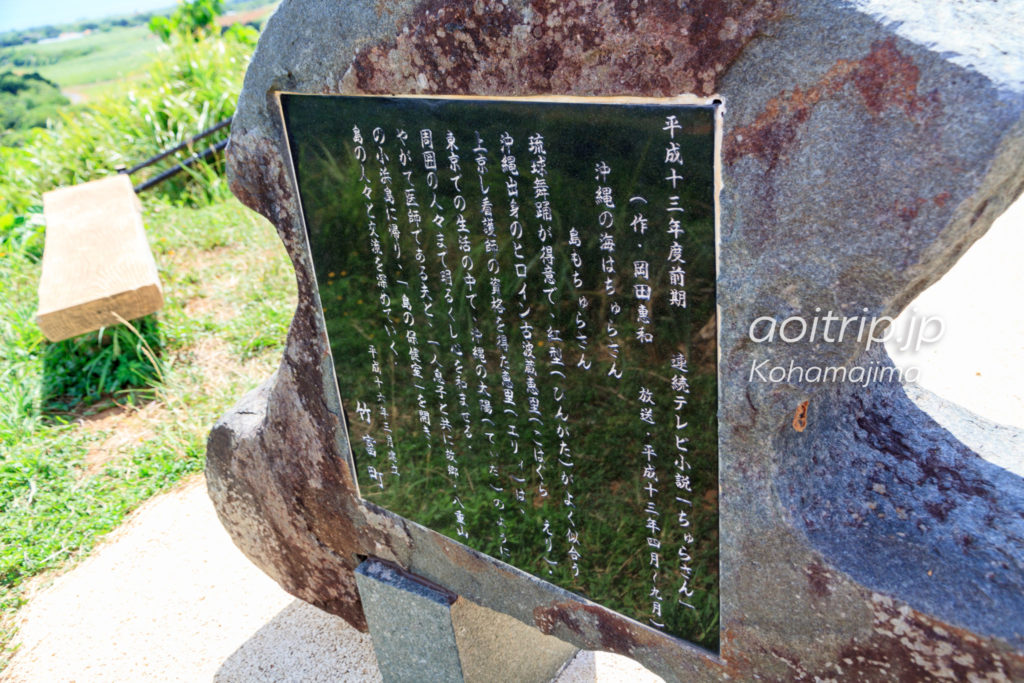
207,0,1024,680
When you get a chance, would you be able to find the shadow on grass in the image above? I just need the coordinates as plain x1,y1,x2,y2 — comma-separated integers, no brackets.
38,314,163,420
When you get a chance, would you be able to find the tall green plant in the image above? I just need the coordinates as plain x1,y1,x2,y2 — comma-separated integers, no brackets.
149,0,224,43
0,28,250,238
41,316,164,412
0,25,252,417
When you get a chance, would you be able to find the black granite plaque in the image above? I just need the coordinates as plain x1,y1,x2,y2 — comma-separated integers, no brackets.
282,94,719,650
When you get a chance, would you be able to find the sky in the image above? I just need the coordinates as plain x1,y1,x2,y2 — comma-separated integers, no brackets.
0,0,176,33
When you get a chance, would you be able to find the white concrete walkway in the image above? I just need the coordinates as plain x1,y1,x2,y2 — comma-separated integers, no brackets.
3,477,660,682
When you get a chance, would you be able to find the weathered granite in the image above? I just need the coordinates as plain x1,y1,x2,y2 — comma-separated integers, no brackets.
207,0,1024,679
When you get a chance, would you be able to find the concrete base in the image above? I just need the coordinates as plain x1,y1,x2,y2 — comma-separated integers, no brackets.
355,558,579,683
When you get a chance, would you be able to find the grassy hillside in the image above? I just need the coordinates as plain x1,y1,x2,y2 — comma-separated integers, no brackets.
1,26,162,89
0,72,68,146
0,1,276,105
0,20,278,667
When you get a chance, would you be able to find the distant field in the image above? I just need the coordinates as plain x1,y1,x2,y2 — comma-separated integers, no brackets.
63,75,149,104
2,26,161,89
1,3,278,96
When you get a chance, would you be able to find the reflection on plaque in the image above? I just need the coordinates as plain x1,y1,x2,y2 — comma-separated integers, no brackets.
282,95,719,650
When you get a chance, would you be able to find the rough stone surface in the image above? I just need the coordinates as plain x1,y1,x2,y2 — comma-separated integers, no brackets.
207,0,1024,680
355,559,580,682
355,560,464,682
450,590,580,682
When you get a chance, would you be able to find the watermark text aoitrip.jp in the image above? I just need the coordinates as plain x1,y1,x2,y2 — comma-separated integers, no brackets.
747,308,944,387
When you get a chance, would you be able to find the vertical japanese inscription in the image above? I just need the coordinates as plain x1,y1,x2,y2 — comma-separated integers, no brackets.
283,95,719,651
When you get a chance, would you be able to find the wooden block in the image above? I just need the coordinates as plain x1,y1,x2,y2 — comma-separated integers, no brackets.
36,175,164,342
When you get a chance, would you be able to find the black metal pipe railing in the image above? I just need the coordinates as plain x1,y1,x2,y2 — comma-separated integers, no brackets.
132,138,229,193
120,117,232,179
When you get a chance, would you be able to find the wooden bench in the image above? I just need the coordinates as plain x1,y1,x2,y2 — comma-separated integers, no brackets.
36,174,164,342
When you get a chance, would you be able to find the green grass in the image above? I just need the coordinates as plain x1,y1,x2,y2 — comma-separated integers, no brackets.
0,25,285,668
1,26,162,88
0,196,295,664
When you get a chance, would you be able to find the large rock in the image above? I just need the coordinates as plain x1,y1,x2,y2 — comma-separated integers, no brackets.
207,0,1024,679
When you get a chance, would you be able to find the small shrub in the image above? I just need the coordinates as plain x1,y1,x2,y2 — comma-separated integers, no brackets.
150,0,224,44
41,316,163,413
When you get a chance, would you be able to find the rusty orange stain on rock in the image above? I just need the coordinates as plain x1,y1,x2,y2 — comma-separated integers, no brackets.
754,595,1024,681
793,400,809,432
718,624,761,679
347,0,782,97
803,595,1024,680
533,601,654,656
804,560,832,597
725,38,940,170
